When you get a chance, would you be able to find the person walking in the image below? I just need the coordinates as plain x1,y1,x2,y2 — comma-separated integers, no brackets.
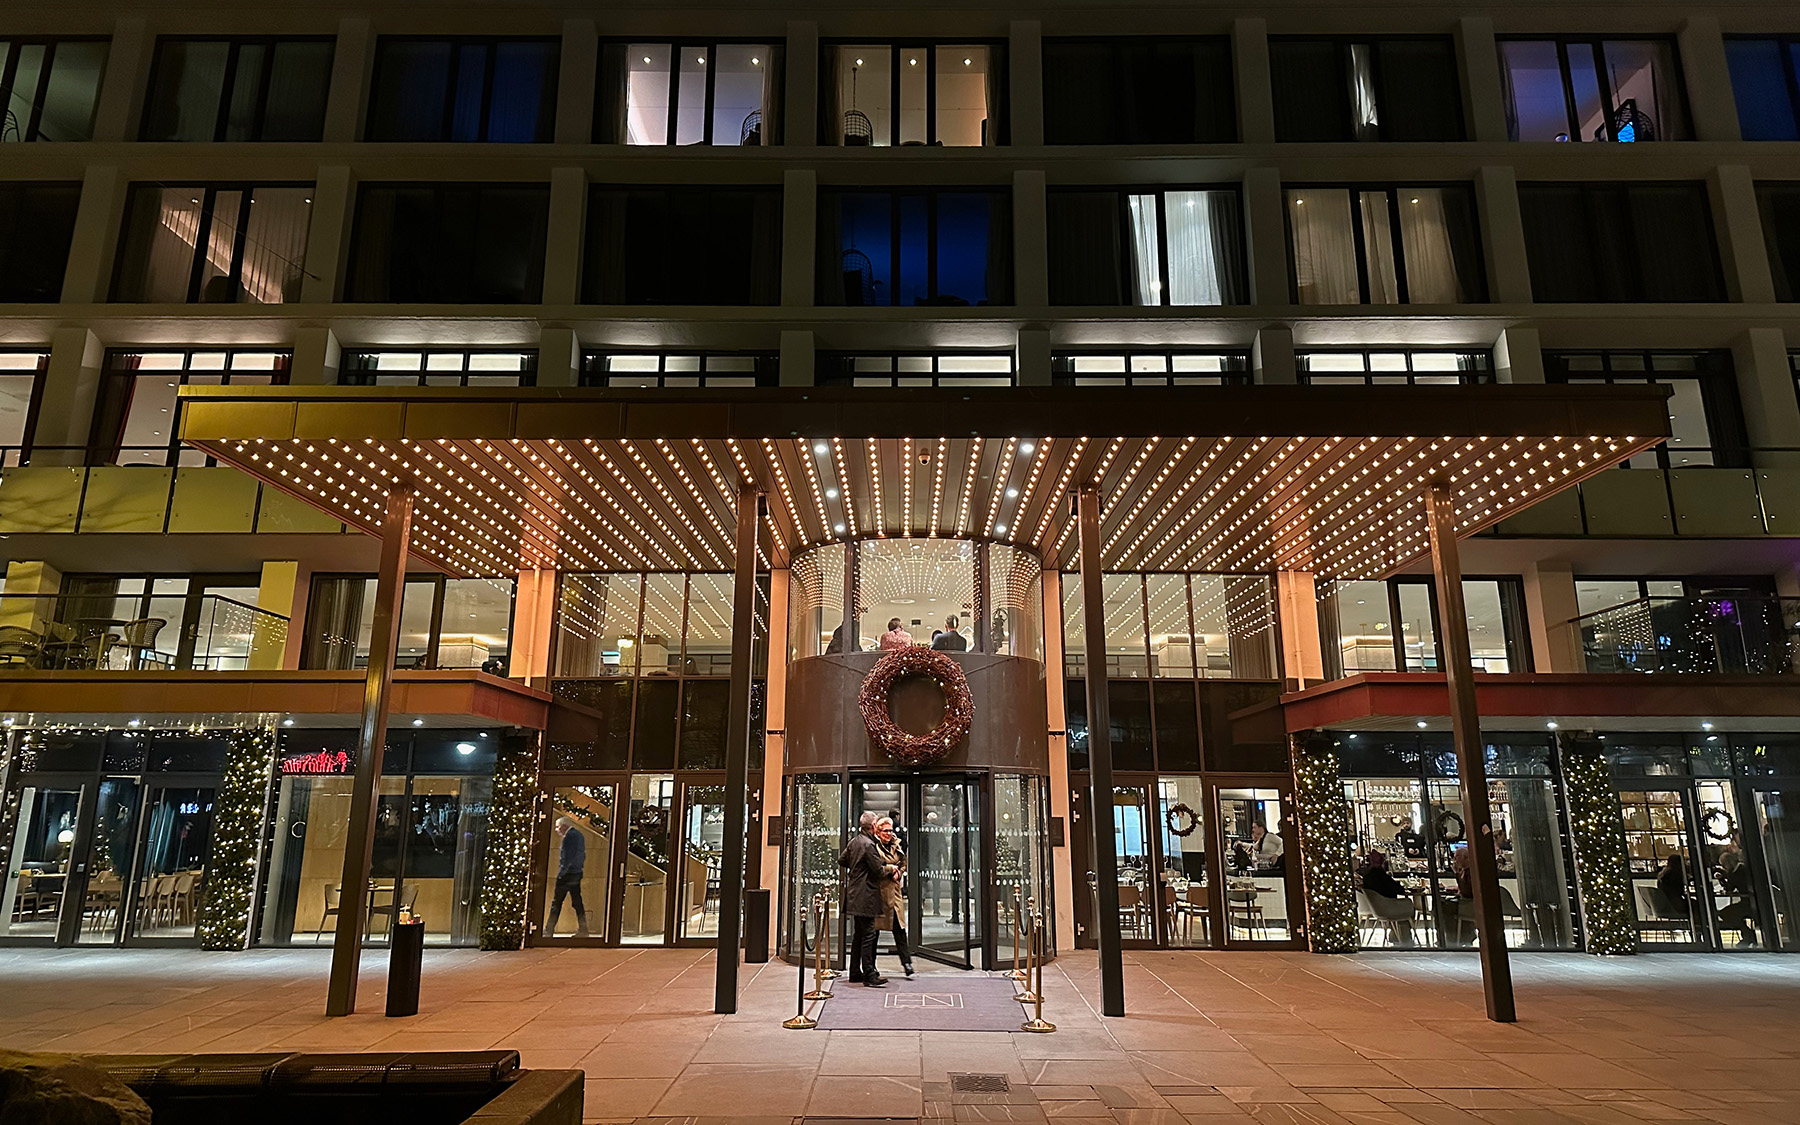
548,816,589,937
876,816,915,977
838,810,897,986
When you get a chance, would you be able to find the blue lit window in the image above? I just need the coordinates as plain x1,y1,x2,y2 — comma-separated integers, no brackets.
818,189,1010,307
1725,37,1800,140
365,37,558,142
1498,38,1689,142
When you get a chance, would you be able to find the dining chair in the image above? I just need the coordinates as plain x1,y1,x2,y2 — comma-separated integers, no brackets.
171,870,198,927
119,618,168,670
1117,883,1145,938
1180,884,1210,943
317,883,342,942
1227,886,1265,937
0,625,42,667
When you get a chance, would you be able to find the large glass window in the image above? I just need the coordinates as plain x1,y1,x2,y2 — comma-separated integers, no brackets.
823,43,1003,146
339,349,536,386
1726,37,1800,141
1062,572,1277,681
1287,185,1485,305
113,183,313,304
1271,37,1463,142
1297,350,1492,384
554,573,738,677
1321,577,1530,677
1052,352,1250,386
583,187,782,305
1048,188,1246,307
597,41,780,145
1757,183,1800,301
818,189,1011,307
0,38,108,142
347,183,550,303
1518,183,1724,303
141,37,333,141
1499,38,1689,141
581,351,778,387
91,349,290,466
300,575,514,672
817,352,1014,387
0,352,45,466
0,182,82,302
1043,38,1234,144
1546,351,1744,469
365,37,558,142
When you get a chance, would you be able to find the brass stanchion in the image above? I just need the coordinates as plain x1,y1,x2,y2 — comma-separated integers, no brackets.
1022,907,1056,1033
782,897,820,1029
1012,896,1041,1004
1006,893,1028,981
804,892,834,1002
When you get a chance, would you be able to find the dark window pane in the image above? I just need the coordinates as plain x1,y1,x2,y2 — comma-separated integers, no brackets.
411,730,499,774
1270,40,1350,141
1631,184,1725,301
348,184,550,303
1047,192,1125,304
1043,38,1234,144
1758,183,1800,301
1064,679,1089,772
15,40,108,142
0,183,81,301
679,679,731,769
1375,39,1463,141
1520,182,1722,302
137,730,230,772
634,679,680,770
367,38,555,142
584,187,782,305
367,40,452,141
1108,679,1154,772
1152,681,1201,771
260,41,334,141
142,40,228,141
487,40,559,142
818,190,1008,306
547,679,633,770
1726,40,1799,140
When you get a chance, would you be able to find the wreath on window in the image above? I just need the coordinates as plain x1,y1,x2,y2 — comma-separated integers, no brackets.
1165,802,1200,838
1702,808,1736,842
1436,809,1466,843
858,647,974,768
635,806,666,833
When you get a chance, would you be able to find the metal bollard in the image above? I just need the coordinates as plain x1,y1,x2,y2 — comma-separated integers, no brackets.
1022,908,1056,1033
783,900,820,1029
1013,897,1041,1004
804,892,834,1002
1007,893,1028,981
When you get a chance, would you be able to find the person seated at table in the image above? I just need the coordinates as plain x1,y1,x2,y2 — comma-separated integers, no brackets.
1450,844,1474,899
1716,854,1761,947
879,618,913,650
1358,850,1417,947
1250,822,1285,872
1656,852,1690,912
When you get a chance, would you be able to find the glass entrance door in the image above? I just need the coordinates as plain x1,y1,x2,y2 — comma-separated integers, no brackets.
621,773,675,944
1,782,84,940
75,778,140,944
1212,783,1301,947
1752,788,1798,950
1621,787,1710,947
912,778,979,967
129,784,216,941
675,780,727,943
1070,775,1213,950
539,782,619,942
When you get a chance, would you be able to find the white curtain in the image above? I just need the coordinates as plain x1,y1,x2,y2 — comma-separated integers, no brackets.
1359,190,1400,303
1348,44,1380,140
1395,187,1465,303
1127,193,1161,305
1288,189,1360,304
1165,190,1226,305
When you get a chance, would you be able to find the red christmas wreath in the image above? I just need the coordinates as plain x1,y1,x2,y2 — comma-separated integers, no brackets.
858,647,975,768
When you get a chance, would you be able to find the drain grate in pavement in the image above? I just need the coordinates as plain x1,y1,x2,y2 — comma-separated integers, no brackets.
950,1074,1013,1093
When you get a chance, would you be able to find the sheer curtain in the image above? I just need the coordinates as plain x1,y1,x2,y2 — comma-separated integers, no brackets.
1348,44,1381,140
1397,187,1468,303
1359,190,1400,303
1288,189,1360,303
1165,190,1230,306
1127,194,1161,304
238,187,313,304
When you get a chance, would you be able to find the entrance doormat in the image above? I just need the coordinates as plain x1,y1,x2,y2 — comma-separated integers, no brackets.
813,973,1028,1031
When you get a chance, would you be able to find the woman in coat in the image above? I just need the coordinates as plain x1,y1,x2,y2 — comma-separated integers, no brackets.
875,816,915,977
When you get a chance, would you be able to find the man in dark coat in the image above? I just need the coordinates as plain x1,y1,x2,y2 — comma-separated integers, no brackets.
838,810,897,986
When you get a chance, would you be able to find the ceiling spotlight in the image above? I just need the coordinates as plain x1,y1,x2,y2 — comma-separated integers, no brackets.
456,742,476,755
128,719,141,728
282,718,295,727
994,524,1007,534
1546,721,1558,730
826,488,839,499
411,718,424,727
813,442,828,454
1017,441,1035,455
1005,488,1018,498
1415,720,1427,729
1701,721,1714,731
834,523,846,533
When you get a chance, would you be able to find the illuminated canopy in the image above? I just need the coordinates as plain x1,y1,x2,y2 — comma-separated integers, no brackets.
179,384,1670,579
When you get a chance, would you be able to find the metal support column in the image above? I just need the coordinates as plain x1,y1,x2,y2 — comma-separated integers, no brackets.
1425,484,1517,1023
326,485,413,1017
1075,486,1125,1017
715,485,765,1014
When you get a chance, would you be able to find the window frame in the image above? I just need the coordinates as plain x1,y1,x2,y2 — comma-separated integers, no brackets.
1497,35,1687,142
1268,34,1466,142
111,181,314,304
1295,348,1495,384
817,350,1017,386
1323,575,1533,678
1047,185,1247,307
580,351,780,387
339,348,539,386
302,572,518,672
1051,350,1252,386
90,347,292,467
0,351,49,466
1544,349,1746,470
595,38,782,146
139,35,335,142
364,35,560,143
1283,182,1487,306
0,37,109,142
819,39,1008,146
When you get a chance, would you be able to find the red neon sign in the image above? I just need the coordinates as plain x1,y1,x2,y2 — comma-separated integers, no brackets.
282,750,351,775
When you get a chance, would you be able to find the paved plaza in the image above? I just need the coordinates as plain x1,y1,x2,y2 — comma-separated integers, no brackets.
1,947,1797,1125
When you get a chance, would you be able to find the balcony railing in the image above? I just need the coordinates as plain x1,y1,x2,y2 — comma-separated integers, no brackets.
0,594,289,671
1571,595,1800,676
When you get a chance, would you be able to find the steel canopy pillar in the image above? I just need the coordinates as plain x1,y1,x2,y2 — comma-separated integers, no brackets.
1075,486,1125,1017
326,485,413,1017
1425,484,1517,1023
715,485,765,1014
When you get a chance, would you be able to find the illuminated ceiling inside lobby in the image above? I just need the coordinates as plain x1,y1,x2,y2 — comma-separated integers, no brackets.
178,385,1670,580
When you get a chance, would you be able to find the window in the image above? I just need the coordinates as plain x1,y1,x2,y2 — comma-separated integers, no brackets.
51,574,271,671
141,37,333,141
1297,350,1492,384
113,184,314,304
1518,183,1724,302
340,350,536,386
1725,37,1800,140
1042,37,1234,144
1286,186,1485,305
1047,188,1247,306
581,352,777,387
1321,577,1530,678
365,37,558,142
1052,352,1251,386
0,38,108,142
817,352,1015,386
1757,183,1800,300
596,41,781,145
553,572,738,678
347,183,550,303
822,43,1004,146
91,349,290,466
0,182,82,301
302,575,515,671
818,189,1011,307
1270,37,1463,142
1498,38,1689,141
1061,571,1277,680
1546,351,1745,469
583,187,781,305
0,352,46,466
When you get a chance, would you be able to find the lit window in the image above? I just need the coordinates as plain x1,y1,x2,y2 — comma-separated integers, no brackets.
598,42,780,145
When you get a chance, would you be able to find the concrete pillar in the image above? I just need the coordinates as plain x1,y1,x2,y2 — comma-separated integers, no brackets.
0,561,63,635
556,18,599,145
61,165,128,304
1457,17,1509,142
1276,571,1324,688
301,166,354,304
1017,327,1052,387
1243,166,1287,306
289,327,341,386
253,562,301,671
779,330,815,387
280,564,313,670
1710,166,1777,304
544,167,589,306
1013,169,1049,308
322,18,373,142
1494,325,1544,384
89,17,149,142
1523,560,1582,673
536,327,581,388
509,568,558,685
32,327,105,465
782,169,816,308
1678,17,1740,142
1730,328,1800,466
785,21,819,145
1041,569,1075,952
1009,20,1044,147
1233,18,1275,143
1476,166,1533,304
1253,325,1297,385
